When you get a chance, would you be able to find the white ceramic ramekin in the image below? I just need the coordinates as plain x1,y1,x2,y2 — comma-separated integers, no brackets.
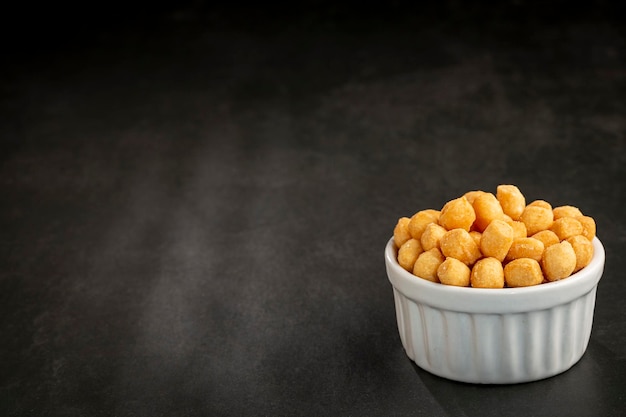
385,237,605,384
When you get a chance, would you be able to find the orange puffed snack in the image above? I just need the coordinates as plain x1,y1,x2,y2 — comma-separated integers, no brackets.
504,258,544,287
480,220,514,262
576,215,596,241
506,220,528,239
528,199,552,210
393,185,596,287
463,190,487,204
471,257,504,288
520,205,554,236
550,217,583,241
408,209,440,240
440,229,482,266
553,205,583,220
567,235,594,272
394,217,412,248
505,237,544,262
413,248,445,282
531,230,560,248
472,192,504,232
469,231,482,248
420,223,447,251
497,184,526,220
398,238,424,271
438,197,475,232
437,257,471,287
541,241,576,281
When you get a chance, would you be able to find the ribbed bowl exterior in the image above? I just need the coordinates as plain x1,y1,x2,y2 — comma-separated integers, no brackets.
386,237,605,384
392,286,597,384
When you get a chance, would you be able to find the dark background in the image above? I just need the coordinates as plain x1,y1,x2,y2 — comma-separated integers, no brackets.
1,1,625,416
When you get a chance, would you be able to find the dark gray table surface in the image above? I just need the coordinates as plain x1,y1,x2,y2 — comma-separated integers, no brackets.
1,2,625,416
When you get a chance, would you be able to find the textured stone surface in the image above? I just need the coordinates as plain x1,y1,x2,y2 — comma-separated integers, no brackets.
1,2,625,416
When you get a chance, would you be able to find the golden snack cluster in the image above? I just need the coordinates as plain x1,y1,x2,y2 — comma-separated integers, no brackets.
393,185,596,288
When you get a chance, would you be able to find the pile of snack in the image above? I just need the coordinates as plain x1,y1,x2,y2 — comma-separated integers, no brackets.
393,185,596,288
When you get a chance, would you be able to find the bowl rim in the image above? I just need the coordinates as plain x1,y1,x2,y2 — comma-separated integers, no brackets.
385,236,605,313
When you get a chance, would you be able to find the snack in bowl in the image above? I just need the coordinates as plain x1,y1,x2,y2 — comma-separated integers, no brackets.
385,185,605,383
393,185,596,287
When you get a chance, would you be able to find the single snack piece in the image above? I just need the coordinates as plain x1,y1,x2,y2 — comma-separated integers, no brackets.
528,199,552,210
576,215,596,241
398,238,424,271
438,197,475,232
420,222,447,251
506,220,528,239
393,217,412,248
440,228,482,266
542,241,577,281
567,235,594,272
520,205,554,236
437,257,471,287
553,205,584,220
471,257,504,288
496,184,526,220
469,231,482,248
408,209,441,240
413,248,445,282
550,217,583,241
480,220,514,262
505,237,545,262
472,192,505,232
504,258,544,287
531,230,560,248
463,190,487,204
